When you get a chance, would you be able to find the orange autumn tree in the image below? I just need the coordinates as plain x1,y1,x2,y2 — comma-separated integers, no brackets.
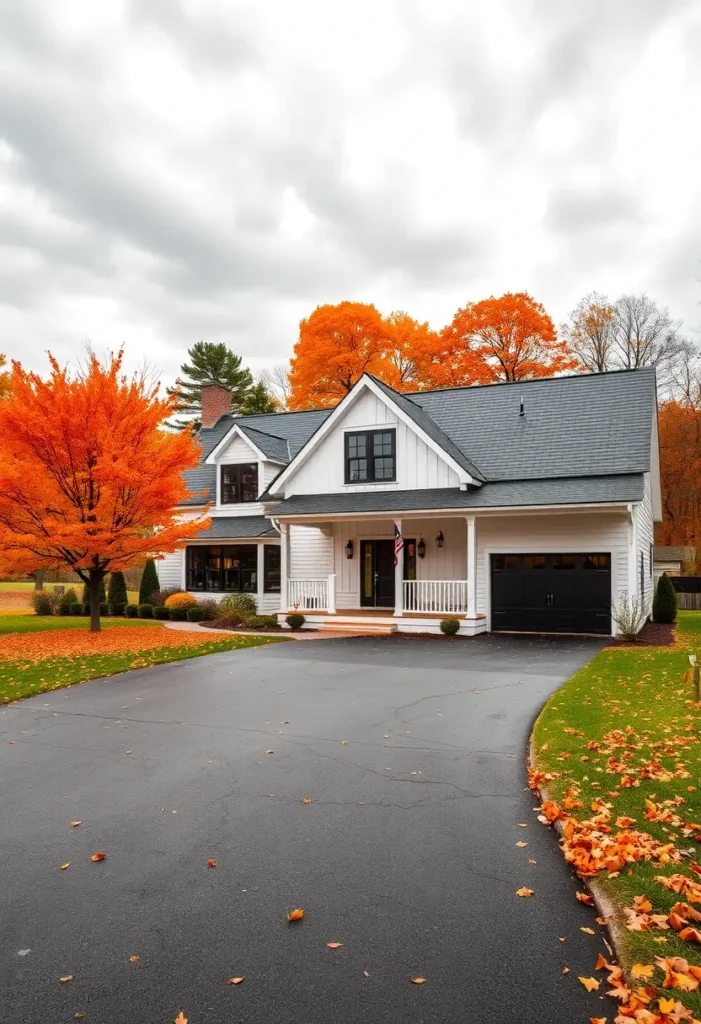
435,292,579,386
0,350,209,632
657,400,701,555
288,301,394,409
383,311,441,391
0,353,10,399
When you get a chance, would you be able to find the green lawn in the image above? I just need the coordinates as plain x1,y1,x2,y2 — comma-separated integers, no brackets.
0,614,160,634
0,582,139,602
532,612,701,1015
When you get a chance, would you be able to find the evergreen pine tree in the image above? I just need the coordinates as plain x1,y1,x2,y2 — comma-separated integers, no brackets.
107,571,128,609
240,380,277,415
139,558,160,605
167,342,254,430
653,572,677,624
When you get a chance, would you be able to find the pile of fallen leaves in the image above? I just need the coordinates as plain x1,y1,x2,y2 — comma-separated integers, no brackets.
0,626,230,662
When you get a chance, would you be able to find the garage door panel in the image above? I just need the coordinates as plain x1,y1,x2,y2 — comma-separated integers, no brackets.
491,553,611,635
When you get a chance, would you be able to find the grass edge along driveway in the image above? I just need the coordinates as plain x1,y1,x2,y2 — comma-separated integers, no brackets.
0,616,288,704
531,612,701,1023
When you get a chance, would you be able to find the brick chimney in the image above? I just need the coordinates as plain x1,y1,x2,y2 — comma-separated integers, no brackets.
200,384,232,428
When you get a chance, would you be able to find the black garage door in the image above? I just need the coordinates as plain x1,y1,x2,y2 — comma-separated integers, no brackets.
491,553,611,635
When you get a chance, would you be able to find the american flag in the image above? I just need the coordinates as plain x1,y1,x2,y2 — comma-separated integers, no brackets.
393,523,404,566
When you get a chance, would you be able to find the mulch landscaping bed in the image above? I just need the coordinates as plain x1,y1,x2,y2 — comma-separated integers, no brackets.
200,621,286,633
607,619,676,647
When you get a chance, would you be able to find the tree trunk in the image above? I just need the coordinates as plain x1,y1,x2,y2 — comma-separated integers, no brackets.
89,572,102,633
34,569,44,591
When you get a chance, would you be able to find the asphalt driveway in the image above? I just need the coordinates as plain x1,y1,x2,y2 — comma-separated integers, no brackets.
1,633,612,1024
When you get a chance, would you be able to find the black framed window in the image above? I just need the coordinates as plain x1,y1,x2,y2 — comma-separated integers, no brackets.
221,463,258,503
345,430,396,483
403,538,417,581
650,543,653,579
640,552,644,599
187,545,257,592
264,545,281,593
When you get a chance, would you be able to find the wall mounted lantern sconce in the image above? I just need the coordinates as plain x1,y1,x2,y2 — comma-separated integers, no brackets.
417,538,426,559
345,540,354,559
436,531,445,549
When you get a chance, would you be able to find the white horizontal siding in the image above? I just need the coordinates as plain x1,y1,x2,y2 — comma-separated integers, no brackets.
635,473,655,616
289,525,334,579
476,510,630,627
158,550,185,591
285,388,460,495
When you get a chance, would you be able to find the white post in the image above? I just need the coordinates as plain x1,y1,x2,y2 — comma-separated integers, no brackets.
466,516,477,618
394,519,404,617
328,574,336,614
279,522,290,614
256,542,265,613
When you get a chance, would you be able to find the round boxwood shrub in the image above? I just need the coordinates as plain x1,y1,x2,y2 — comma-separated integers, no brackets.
286,613,305,630
109,602,125,617
186,607,206,622
653,572,677,624
58,587,78,615
139,558,160,605
125,603,139,618
212,609,245,629
154,606,170,620
137,603,154,619
69,602,83,616
107,571,128,612
164,592,198,611
168,607,189,621
440,618,460,635
30,591,56,615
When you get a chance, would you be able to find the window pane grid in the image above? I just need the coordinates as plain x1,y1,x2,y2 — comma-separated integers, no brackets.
345,430,395,483
187,544,258,593
221,463,258,504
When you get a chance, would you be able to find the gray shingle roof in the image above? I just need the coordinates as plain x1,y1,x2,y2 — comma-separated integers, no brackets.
268,475,644,516
191,515,277,539
180,369,656,507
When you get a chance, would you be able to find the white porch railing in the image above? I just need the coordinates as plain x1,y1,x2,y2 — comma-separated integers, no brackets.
287,575,336,612
403,579,469,615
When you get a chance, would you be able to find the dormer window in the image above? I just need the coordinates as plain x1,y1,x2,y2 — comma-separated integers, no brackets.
221,463,258,503
345,430,396,484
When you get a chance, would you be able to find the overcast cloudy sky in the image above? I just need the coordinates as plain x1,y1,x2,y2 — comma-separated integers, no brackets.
1,0,700,387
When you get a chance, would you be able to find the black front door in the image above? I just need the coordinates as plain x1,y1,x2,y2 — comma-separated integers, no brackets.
360,540,395,608
491,553,611,634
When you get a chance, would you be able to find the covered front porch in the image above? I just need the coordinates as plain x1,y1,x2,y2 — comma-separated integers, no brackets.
277,514,484,635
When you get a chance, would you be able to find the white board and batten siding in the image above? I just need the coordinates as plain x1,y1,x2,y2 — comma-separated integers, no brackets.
476,510,631,630
286,389,460,496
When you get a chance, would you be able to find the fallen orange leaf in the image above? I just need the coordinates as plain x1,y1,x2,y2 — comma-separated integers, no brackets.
576,892,594,906
590,1018,607,1024
658,997,675,1013
595,954,609,970
59,975,73,983
70,821,81,828
74,1014,85,1020
562,966,570,974
679,926,701,943
516,887,534,897
60,863,70,870
327,942,343,949
264,749,275,755
580,927,595,935
287,908,304,922
90,852,106,862
341,740,348,745
228,977,245,985
630,963,655,980
411,977,426,984
515,841,528,848
129,956,139,963
633,895,652,913
208,859,216,868
578,976,600,992
174,1014,187,1024
302,797,312,804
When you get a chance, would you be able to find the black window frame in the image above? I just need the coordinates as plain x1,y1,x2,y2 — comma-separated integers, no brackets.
640,551,645,599
344,429,396,484
263,544,281,593
186,544,258,593
220,463,259,504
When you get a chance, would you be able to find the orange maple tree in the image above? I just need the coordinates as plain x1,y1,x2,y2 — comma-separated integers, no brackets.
0,350,208,631
288,302,395,409
0,353,10,399
383,311,440,391
434,292,579,386
656,400,701,558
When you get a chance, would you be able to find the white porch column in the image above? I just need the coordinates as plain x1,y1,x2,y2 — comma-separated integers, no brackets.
256,541,265,613
279,522,290,613
327,574,336,614
394,519,404,617
466,515,477,618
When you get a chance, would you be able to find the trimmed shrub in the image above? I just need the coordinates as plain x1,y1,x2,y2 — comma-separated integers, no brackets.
58,587,78,615
110,602,125,617
138,603,154,619
286,613,305,630
31,590,56,615
440,618,460,635
212,610,245,629
154,606,170,620
246,614,278,629
653,572,677,624
139,559,160,605
149,587,182,606
186,607,206,622
197,598,220,620
69,602,83,616
168,607,190,621
107,571,128,611
164,592,198,610
125,604,139,618
219,592,257,617
99,602,108,616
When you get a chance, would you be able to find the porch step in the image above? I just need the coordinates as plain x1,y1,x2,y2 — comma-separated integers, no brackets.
320,619,397,635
